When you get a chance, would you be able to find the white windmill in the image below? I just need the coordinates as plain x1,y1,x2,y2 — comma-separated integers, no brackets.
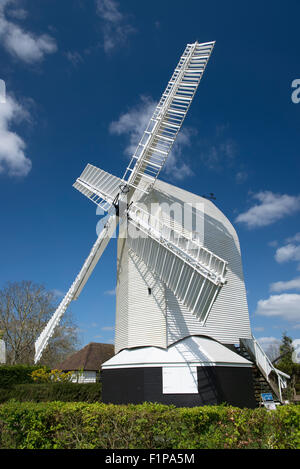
35,41,289,407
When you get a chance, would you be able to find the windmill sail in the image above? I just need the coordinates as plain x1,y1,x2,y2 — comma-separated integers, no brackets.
73,164,123,212
34,213,118,363
127,205,227,321
34,41,216,363
123,41,215,191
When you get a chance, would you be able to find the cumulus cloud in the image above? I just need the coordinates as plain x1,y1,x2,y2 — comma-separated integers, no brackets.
109,95,156,156
0,0,57,63
255,293,300,321
257,336,281,360
275,244,300,264
270,277,300,293
257,336,281,349
96,0,135,53
235,191,300,228
0,94,32,177
273,233,300,270
109,95,195,181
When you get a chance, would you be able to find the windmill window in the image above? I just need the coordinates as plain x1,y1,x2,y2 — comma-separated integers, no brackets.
148,287,152,295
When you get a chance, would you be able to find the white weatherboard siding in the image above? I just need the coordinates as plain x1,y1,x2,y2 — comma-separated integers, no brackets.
115,178,252,352
128,249,166,348
115,221,167,352
71,371,97,383
115,231,129,353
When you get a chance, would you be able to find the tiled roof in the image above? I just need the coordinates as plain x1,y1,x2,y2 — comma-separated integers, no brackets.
58,342,115,371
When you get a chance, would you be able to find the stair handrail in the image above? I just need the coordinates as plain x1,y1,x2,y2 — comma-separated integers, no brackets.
241,335,289,402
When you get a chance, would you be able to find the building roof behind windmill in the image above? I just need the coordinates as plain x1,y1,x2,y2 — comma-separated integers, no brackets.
57,342,115,371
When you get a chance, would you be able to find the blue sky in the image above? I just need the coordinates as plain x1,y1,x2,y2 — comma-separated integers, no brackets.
0,0,299,354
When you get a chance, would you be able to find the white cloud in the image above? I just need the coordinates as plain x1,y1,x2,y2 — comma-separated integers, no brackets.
163,129,195,180
65,51,83,66
235,171,248,184
200,138,237,171
255,293,300,321
0,94,32,177
236,191,300,228
293,339,300,363
6,6,27,20
104,288,116,296
275,244,300,263
257,336,281,349
256,336,281,360
51,289,65,298
101,326,114,331
274,234,300,269
268,240,278,248
270,277,300,292
286,233,300,243
109,95,156,156
198,124,239,173
109,95,195,181
96,0,135,53
0,1,57,63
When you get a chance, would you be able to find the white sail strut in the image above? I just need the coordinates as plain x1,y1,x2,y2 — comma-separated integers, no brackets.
123,41,215,190
34,213,119,363
34,41,216,362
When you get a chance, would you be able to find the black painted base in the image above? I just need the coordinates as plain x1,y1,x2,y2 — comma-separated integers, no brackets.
101,366,257,408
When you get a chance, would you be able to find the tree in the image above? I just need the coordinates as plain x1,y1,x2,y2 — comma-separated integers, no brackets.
275,332,295,376
274,332,300,401
265,342,280,362
0,281,80,367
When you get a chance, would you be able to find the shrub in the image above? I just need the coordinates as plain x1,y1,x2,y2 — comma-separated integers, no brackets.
31,367,73,383
0,402,299,449
0,382,101,404
0,365,46,389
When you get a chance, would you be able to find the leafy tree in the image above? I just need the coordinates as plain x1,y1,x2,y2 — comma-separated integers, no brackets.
276,332,295,376
0,281,80,367
274,332,300,400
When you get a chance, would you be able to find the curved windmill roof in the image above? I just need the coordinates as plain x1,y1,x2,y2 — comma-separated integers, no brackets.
102,336,252,369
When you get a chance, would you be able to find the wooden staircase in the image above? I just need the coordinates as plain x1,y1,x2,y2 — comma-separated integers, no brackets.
235,343,281,406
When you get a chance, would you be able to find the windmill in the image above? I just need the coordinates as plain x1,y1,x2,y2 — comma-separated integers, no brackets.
35,41,289,407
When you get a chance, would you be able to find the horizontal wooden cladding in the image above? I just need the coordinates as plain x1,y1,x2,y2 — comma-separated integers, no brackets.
127,227,219,322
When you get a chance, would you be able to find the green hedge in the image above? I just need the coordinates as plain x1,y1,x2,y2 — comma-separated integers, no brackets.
0,365,47,388
0,402,299,449
0,382,102,404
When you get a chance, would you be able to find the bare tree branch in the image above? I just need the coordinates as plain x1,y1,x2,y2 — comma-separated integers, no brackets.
0,281,80,366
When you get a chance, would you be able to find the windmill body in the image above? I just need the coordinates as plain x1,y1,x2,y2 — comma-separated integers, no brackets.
114,178,252,352
101,179,257,408
35,41,289,407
